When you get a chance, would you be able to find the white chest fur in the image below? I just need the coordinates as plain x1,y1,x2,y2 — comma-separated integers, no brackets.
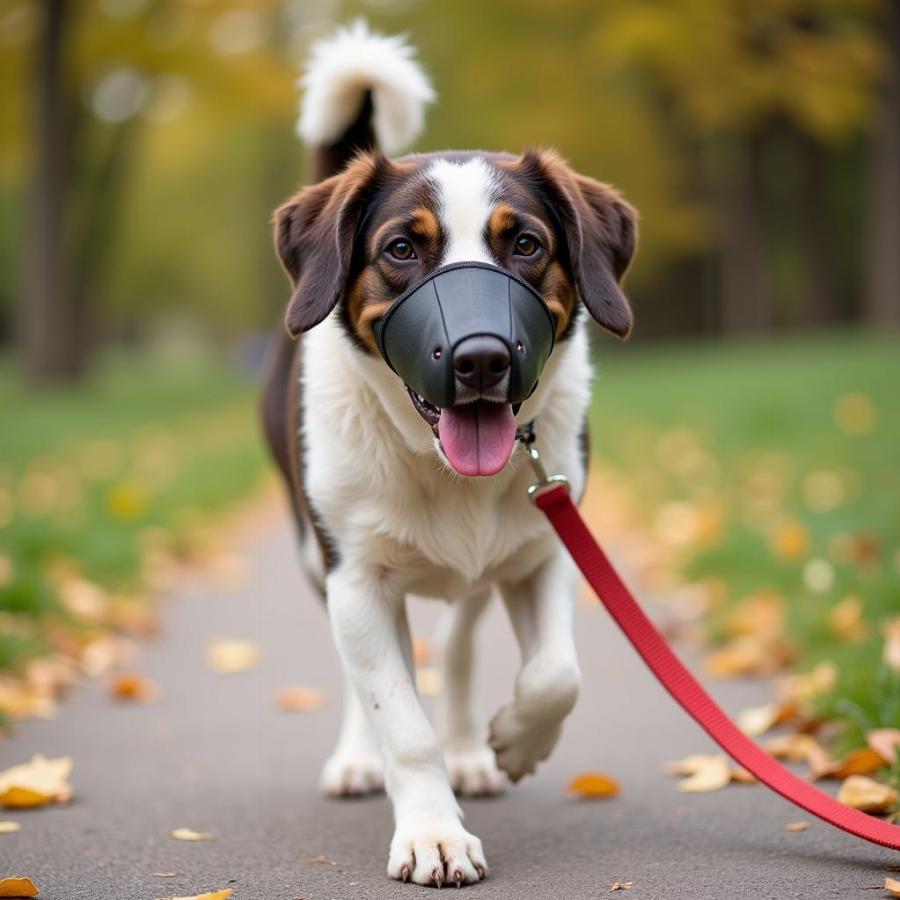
300,316,592,597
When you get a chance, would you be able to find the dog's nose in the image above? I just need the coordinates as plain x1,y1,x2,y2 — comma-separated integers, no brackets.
453,336,510,391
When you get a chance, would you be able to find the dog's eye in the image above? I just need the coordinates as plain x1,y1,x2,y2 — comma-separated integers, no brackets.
514,233,540,257
386,238,416,261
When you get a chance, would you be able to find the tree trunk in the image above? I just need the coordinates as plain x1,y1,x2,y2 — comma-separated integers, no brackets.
864,0,900,328
719,130,771,333
797,131,839,325
21,0,81,383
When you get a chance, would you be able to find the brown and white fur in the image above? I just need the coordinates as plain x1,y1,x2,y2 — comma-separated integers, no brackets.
261,21,637,888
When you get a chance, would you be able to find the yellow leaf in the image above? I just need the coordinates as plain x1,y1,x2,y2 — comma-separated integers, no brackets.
274,686,323,713
106,481,148,521
567,772,620,798
157,891,233,900
109,672,157,703
0,756,72,808
770,521,809,561
736,703,780,737
836,775,899,814
415,668,442,696
886,877,900,899
826,596,868,643
665,754,731,793
207,639,259,674
883,619,900,674
868,729,900,765
0,822,20,834
0,876,39,898
776,662,837,703
834,392,877,435
169,827,215,842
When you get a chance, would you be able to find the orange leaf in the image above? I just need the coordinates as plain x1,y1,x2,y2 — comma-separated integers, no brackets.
784,821,809,832
818,747,887,780
0,876,39,898
567,772,620,798
274,686,323,713
109,672,157,703
886,877,900,898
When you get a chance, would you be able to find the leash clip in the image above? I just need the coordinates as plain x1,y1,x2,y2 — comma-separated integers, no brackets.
522,441,569,503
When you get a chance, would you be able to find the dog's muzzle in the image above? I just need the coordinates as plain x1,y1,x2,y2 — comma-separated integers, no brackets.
373,261,556,478
373,261,556,409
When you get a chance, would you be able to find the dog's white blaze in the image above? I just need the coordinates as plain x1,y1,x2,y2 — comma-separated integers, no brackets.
427,158,497,265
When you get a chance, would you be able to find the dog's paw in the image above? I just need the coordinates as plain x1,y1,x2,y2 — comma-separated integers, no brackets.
388,818,487,887
488,703,561,782
444,744,506,797
319,750,384,797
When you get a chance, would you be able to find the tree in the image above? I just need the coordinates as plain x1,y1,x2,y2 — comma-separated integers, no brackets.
865,0,900,327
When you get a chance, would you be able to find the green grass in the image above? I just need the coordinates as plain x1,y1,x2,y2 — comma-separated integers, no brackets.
589,331,900,747
0,350,268,674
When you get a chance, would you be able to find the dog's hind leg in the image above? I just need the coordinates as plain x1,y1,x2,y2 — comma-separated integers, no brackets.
319,667,385,797
436,591,506,796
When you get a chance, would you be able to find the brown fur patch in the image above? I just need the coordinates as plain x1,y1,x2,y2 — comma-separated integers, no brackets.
488,203,518,238
541,260,576,338
346,268,393,353
409,206,440,242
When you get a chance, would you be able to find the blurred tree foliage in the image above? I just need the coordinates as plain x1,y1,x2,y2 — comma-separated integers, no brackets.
0,0,897,382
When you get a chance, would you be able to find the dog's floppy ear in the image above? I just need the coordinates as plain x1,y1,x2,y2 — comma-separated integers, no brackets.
520,149,637,339
274,153,387,337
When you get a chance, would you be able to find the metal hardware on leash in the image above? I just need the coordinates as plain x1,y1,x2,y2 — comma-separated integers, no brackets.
519,432,569,502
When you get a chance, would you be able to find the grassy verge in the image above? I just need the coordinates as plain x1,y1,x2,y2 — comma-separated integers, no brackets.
0,350,268,720
588,331,900,757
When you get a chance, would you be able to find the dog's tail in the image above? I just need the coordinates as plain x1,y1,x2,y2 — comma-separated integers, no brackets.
297,19,434,181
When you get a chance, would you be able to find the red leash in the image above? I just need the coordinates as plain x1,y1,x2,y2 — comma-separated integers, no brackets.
531,478,900,851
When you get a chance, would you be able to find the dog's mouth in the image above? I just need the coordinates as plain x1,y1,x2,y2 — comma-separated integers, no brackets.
406,387,518,477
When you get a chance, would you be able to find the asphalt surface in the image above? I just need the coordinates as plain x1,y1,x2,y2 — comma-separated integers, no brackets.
1,504,895,899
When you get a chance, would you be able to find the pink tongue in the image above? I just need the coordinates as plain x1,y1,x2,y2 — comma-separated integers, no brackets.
437,401,517,477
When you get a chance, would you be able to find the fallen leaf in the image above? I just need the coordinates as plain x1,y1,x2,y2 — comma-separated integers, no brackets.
608,881,633,892
0,755,73,808
298,855,336,865
883,619,900,674
776,662,837,703
0,877,39,898
415,668,442,696
737,703,781,737
109,672,157,703
0,823,20,834
665,754,731,793
153,873,177,878
169,827,215,842
826,595,869,642
886,877,900,898
784,821,809,832
412,635,432,667
567,772,620,798
868,729,900,765
836,775,899,814
156,891,232,900
816,747,887,781
275,686,323,713
730,766,757,784
207,639,259,675
770,521,810,561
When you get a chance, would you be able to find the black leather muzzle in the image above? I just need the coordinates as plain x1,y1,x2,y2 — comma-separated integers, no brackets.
373,262,556,408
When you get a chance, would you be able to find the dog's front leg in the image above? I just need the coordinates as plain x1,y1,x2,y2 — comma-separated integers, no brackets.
491,550,581,781
326,566,487,887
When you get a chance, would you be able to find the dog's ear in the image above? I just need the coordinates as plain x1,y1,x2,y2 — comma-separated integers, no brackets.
274,153,388,337
520,149,637,339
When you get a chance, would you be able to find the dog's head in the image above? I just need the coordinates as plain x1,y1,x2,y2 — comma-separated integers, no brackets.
275,149,636,477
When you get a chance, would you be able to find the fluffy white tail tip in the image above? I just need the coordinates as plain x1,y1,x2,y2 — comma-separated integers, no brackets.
297,20,434,156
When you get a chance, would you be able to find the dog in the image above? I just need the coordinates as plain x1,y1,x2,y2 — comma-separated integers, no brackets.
261,21,637,888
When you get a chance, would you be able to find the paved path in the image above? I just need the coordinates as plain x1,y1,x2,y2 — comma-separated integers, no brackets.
1,507,894,899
